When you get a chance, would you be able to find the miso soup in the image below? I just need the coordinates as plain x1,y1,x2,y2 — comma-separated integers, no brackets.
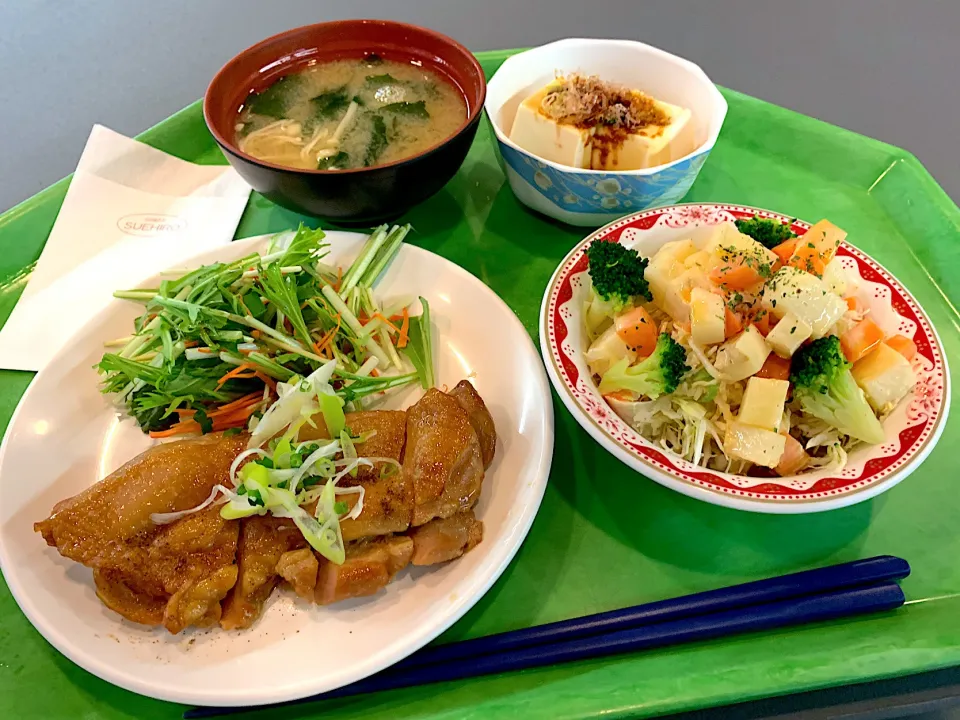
237,56,467,170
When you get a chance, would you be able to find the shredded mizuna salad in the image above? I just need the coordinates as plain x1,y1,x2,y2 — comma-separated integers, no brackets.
99,224,433,437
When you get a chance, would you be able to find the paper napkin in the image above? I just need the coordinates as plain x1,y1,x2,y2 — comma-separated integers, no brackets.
0,124,251,371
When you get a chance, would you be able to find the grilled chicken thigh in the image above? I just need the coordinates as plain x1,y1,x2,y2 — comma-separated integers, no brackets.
37,381,495,632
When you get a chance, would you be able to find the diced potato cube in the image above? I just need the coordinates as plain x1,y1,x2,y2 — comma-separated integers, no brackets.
690,287,725,345
738,377,790,431
821,258,848,296
762,266,847,338
765,312,812,358
715,326,771,382
724,421,787,468
646,239,696,319
586,324,637,377
684,250,712,272
851,343,916,413
701,222,778,269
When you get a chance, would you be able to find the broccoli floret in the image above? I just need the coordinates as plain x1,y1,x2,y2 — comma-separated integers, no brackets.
790,336,884,444
598,333,689,399
586,240,652,310
735,215,797,250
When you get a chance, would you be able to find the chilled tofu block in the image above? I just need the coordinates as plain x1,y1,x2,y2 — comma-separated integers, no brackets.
510,87,592,168
586,325,637,377
689,288,725,345
739,377,790,431
851,343,916,413
509,78,693,170
724,422,786,468
716,326,771,382
590,101,692,170
762,266,847,338
765,312,812,358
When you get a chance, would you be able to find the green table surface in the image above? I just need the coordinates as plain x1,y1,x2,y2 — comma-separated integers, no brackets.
2,49,960,720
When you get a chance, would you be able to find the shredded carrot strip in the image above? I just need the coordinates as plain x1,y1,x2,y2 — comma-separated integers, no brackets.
314,314,342,356
397,307,410,349
333,266,343,293
150,396,262,438
370,368,379,377
212,392,261,414
216,363,258,387
150,421,200,439
251,330,261,339
254,372,277,392
183,340,199,348
388,313,404,322
372,313,401,334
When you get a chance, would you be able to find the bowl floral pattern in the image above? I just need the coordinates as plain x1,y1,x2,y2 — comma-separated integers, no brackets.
498,143,710,214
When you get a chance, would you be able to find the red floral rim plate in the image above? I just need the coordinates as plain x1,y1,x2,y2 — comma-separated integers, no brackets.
539,203,950,513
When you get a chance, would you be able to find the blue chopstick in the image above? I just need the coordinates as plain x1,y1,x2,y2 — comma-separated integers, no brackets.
400,554,909,669
184,556,908,718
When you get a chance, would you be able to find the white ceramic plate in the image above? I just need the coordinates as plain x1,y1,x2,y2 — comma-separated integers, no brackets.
540,203,949,514
0,231,553,706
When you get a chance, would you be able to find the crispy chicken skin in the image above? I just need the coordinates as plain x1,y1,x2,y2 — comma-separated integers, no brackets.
405,389,485,526
276,548,319,600
35,433,246,633
408,510,483,566
315,536,414,605
35,433,246,565
449,380,497,470
220,516,305,630
90,505,240,633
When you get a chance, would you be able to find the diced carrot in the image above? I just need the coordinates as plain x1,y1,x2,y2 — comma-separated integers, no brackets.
755,353,791,381
788,242,827,277
615,306,658,358
750,311,777,337
771,237,799,265
885,334,917,362
724,307,743,339
776,433,810,476
787,220,845,278
840,318,885,363
710,261,763,291
845,296,864,313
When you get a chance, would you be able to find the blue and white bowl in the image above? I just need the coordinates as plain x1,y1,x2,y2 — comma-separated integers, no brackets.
485,38,727,227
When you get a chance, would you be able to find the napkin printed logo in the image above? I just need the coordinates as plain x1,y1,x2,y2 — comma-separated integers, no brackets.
118,213,188,237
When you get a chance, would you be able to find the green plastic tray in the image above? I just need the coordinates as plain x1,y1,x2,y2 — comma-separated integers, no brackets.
2,49,959,720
